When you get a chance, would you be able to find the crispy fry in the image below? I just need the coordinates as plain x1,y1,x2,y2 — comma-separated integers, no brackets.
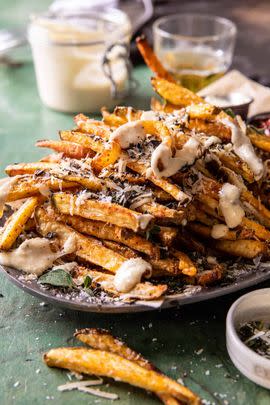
136,35,175,82
157,226,178,246
196,265,223,286
101,107,127,127
213,239,267,258
0,197,41,250
72,267,167,300
137,202,186,225
36,140,94,159
186,103,220,120
248,129,270,152
151,77,203,107
171,249,197,276
188,222,237,241
74,114,111,138
60,213,160,258
91,141,121,172
74,328,178,405
53,192,153,232
36,207,126,273
44,347,200,404
5,162,56,176
6,175,77,202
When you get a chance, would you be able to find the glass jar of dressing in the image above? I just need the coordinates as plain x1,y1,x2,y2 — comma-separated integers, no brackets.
28,9,132,113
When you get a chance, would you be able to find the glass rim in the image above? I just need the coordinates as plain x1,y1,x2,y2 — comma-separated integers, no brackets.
28,8,131,46
153,13,237,42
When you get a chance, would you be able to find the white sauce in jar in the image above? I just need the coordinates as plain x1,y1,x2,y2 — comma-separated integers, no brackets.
219,183,245,228
114,258,152,293
28,14,131,113
0,234,77,275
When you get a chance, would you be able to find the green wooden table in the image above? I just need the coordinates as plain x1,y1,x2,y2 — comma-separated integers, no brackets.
0,2,270,404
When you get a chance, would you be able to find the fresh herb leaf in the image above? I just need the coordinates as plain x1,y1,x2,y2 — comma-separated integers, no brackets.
38,268,75,288
83,275,92,289
146,225,161,241
224,108,236,118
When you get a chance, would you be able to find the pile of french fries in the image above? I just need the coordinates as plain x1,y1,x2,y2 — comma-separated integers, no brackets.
0,36,270,302
44,328,201,404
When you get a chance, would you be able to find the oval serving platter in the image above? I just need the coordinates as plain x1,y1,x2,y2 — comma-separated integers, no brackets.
1,263,270,313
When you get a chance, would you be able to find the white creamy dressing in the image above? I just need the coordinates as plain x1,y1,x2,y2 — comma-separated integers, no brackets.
219,183,245,228
114,258,152,293
151,137,201,178
211,224,229,239
0,177,18,217
0,234,77,275
221,117,264,180
110,121,145,149
203,136,221,148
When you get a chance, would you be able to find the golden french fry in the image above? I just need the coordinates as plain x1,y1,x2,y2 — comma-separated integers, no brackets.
74,114,111,139
36,140,94,159
101,107,127,127
91,141,121,172
196,265,224,286
137,202,185,225
185,103,220,120
74,328,178,405
72,268,167,300
44,347,200,404
53,192,153,232
0,197,41,250
5,162,56,176
60,213,160,258
213,239,267,259
151,77,203,107
248,129,270,152
36,207,126,273
171,249,197,276
136,35,175,82
188,222,237,241
6,175,77,202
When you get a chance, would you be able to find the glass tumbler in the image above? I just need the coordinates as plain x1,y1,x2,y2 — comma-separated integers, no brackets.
153,14,237,92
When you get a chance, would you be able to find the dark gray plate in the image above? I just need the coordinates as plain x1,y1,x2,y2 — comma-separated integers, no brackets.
1,263,270,313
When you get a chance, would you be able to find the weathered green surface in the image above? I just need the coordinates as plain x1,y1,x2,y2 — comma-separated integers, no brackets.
0,1,270,404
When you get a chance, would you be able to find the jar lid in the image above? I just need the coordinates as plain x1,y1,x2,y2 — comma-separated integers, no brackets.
226,288,270,389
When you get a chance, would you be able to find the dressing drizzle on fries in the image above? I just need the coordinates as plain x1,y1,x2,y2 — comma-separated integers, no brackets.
0,37,270,301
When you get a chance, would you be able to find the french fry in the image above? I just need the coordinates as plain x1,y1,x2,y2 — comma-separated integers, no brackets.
136,35,175,82
0,197,41,250
151,77,203,107
103,240,139,259
137,202,186,225
52,192,153,232
60,213,160,258
188,222,237,241
213,239,267,258
215,150,255,183
101,107,127,127
248,129,270,152
36,207,126,273
36,140,94,159
74,328,179,405
171,249,197,276
113,106,142,122
91,141,121,172
196,265,223,286
5,162,57,176
185,103,220,120
74,114,111,139
157,226,178,246
72,267,167,300
44,347,200,404
6,175,77,202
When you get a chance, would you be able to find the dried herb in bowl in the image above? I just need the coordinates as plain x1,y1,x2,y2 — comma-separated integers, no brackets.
238,320,270,359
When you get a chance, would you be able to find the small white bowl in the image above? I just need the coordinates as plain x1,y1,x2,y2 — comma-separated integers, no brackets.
226,288,270,389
